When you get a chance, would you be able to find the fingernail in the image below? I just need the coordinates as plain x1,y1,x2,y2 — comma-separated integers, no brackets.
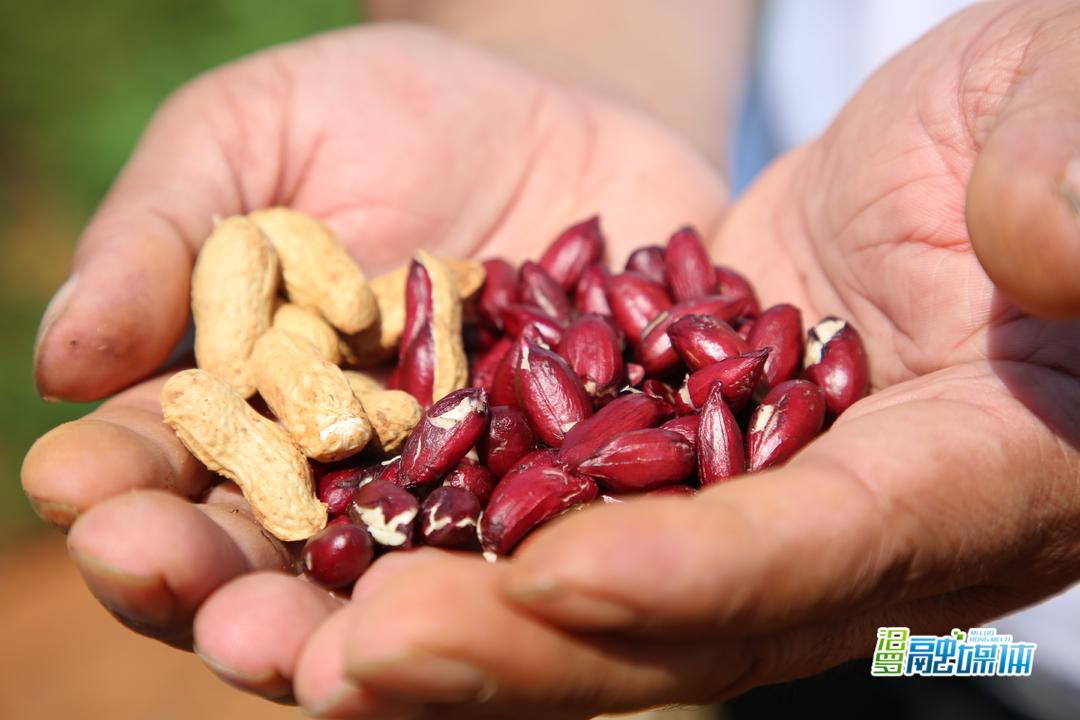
1063,156,1080,217
308,683,363,718
25,495,80,530
33,274,79,397
308,682,419,719
69,548,179,626
504,573,637,629
349,649,494,704
194,643,292,699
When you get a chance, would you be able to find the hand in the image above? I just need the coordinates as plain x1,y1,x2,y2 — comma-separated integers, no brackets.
20,22,725,689
227,2,1079,717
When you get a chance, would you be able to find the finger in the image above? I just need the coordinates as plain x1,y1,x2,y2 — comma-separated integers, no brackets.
193,550,451,708
307,553,745,719
293,551,438,719
33,71,261,402
194,572,339,703
505,366,1080,637
966,3,1080,318
67,489,292,648
21,375,213,529
307,553,1037,717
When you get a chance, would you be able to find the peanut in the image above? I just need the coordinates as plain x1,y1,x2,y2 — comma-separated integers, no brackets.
252,328,372,462
249,207,378,334
397,251,469,405
342,369,384,396
342,257,485,365
161,211,871,573
356,389,422,454
191,216,278,397
161,369,326,541
272,301,342,365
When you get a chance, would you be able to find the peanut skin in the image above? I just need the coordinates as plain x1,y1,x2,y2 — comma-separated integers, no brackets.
252,328,373,462
249,207,378,334
161,369,327,541
343,257,485,365
191,216,279,397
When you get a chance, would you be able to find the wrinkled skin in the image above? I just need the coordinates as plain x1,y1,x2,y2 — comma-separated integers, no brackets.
20,3,1080,718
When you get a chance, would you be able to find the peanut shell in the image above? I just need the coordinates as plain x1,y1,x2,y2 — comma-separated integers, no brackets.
191,216,278,397
252,328,372,462
249,207,378,334
161,369,326,541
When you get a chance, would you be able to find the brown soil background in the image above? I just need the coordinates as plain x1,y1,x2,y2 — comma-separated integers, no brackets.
0,533,301,720
0,533,717,720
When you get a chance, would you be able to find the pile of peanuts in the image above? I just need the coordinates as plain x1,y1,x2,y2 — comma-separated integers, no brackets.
161,209,868,590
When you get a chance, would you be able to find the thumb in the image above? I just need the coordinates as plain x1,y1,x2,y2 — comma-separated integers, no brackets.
967,9,1080,319
500,389,1059,638
34,77,257,402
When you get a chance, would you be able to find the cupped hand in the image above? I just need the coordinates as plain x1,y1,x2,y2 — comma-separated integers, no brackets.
218,2,1080,717
19,22,725,677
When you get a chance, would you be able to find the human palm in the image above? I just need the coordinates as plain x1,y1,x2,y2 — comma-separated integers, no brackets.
24,3,1080,719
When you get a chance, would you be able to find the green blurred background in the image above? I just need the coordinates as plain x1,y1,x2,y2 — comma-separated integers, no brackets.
0,1,360,540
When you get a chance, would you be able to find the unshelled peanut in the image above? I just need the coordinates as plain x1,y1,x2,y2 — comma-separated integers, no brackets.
249,207,378,334
190,216,278,397
252,328,372,462
161,369,326,541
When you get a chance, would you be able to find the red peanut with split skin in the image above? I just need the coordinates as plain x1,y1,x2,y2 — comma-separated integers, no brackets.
668,314,750,371
557,314,626,401
519,261,574,324
316,464,378,518
441,458,496,506
418,486,482,550
637,295,755,377
398,387,490,487
477,405,536,479
479,464,598,557
348,480,420,549
746,379,827,471
803,317,870,415
684,348,770,412
513,339,593,448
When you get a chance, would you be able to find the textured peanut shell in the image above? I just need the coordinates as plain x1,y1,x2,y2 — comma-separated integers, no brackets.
272,301,342,364
357,389,423,453
161,369,326,541
341,258,485,365
191,216,278,397
249,207,378,334
417,250,470,401
252,328,372,462
343,370,384,396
